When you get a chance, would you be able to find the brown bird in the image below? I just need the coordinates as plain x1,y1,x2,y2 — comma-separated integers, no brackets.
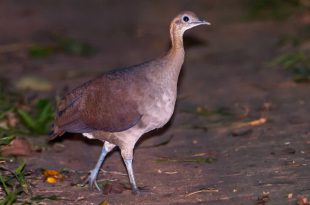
50,11,210,193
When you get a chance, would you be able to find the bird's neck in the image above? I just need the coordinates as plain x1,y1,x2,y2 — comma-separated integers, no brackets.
169,24,184,50
165,24,185,82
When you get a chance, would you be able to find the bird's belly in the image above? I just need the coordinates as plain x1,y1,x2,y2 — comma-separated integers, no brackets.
142,92,176,131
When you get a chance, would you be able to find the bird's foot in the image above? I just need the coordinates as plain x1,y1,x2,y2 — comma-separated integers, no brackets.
83,169,101,191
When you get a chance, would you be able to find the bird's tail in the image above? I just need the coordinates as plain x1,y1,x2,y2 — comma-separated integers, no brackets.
48,124,65,141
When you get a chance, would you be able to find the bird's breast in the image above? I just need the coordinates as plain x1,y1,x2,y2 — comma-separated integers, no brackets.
140,87,176,131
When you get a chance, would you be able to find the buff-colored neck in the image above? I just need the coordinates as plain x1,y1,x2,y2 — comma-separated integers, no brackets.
169,23,184,52
161,22,185,82
167,22,185,61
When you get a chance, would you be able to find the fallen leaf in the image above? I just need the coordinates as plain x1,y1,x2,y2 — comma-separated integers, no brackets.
47,177,57,184
99,200,109,205
249,118,267,126
288,193,293,199
0,137,32,156
16,76,52,92
297,196,309,205
43,169,64,184
0,121,8,129
230,117,267,129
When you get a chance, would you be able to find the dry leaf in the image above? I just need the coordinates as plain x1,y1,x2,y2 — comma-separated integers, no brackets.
46,177,57,184
297,196,309,205
43,169,64,184
249,118,267,126
99,201,109,205
0,137,32,156
232,117,267,129
0,121,8,129
288,193,293,199
16,76,52,92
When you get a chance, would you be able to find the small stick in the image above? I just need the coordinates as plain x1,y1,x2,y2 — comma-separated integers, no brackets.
186,188,219,197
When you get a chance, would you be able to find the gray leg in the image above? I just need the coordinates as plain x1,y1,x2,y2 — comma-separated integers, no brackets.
124,159,138,193
121,146,140,193
87,141,115,190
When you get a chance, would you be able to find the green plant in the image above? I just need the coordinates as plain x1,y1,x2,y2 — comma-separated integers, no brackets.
27,35,96,58
0,84,17,153
28,45,54,58
0,135,15,146
272,51,310,82
0,85,14,120
59,37,95,56
0,81,55,136
0,161,28,205
16,99,54,135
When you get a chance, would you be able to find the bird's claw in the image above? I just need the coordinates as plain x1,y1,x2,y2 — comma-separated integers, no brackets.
83,169,101,191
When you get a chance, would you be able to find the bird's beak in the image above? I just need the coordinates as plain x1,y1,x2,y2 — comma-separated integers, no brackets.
192,19,211,26
198,19,211,25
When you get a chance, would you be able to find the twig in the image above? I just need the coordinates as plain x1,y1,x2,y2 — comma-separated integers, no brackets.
100,169,127,176
186,188,219,197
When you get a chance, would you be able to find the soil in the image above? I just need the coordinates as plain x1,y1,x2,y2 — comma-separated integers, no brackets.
0,0,309,205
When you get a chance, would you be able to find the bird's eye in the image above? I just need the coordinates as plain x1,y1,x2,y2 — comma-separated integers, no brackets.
183,16,189,22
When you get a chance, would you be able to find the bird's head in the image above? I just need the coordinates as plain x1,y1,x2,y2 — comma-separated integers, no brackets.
171,11,210,34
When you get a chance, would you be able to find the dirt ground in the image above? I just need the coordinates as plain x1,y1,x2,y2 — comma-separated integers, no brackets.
0,0,309,204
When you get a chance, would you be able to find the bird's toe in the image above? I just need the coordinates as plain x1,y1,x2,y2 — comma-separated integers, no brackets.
82,169,101,191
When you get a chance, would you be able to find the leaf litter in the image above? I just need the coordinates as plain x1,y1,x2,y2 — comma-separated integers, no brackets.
42,169,65,184
0,137,32,157
180,104,268,135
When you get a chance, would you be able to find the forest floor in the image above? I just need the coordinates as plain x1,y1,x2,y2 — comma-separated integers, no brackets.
0,0,309,204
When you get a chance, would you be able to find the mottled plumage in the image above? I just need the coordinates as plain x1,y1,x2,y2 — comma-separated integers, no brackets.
50,11,210,194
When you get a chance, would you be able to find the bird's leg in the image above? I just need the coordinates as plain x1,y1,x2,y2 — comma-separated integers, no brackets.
123,158,138,193
86,141,115,191
87,146,106,191
121,147,141,194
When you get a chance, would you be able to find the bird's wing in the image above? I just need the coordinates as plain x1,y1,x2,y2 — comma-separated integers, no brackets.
55,71,143,133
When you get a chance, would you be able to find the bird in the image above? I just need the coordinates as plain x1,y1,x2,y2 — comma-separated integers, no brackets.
49,11,210,194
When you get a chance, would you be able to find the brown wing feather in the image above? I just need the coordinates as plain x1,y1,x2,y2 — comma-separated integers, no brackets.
54,69,143,134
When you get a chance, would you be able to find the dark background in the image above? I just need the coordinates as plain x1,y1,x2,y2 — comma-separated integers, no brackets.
0,0,309,204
